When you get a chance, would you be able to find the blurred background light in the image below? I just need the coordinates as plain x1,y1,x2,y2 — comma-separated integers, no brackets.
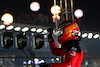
1,13,13,25
85,61,88,66
0,25,5,30
51,5,61,14
14,27,21,31
23,61,27,64
88,33,93,39
51,58,54,62
82,33,88,38
44,35,47,38
74,9,83,18
28,60,32,64
43,30,47,33
31,28,36,32
30,2,40,12
40,60,45,63
6,25,14,30
56,58,60,61
22,27,29,32
93,34,99,39
34,58,39,62
57,15,60,20
36,28,42,33
52,14,60,21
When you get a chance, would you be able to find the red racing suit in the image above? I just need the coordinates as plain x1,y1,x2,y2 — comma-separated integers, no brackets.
49,40,83,67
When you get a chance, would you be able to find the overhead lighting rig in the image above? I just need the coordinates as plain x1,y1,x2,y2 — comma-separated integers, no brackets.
0,25,14,49
32,33,44,49
0,24,99,49
15,32,27,50
1,31,13,48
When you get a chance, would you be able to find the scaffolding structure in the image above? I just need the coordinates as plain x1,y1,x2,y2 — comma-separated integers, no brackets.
53,0,74,29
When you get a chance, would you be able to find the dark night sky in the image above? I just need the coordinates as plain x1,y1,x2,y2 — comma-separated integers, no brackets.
74,0,100,32
0,0,52,14
0,0,100,32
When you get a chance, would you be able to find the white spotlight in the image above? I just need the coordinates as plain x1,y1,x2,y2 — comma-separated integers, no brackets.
36,28,42,33
31,28,36,32
1,13,13,25
56,58,60,61
0,25,5,29
30,2,40,12
40,60,45,63
42,30,47,34
22,27,29,32
93,34,99,39
28,60,32,64
34,58,39,62
85,61,88,65
43,30,47,33
82,33,88,38
44,35,47,38
88,33,93,39
14,27,21,31
51,59,54,62
74,9,83,18
6,25,14,30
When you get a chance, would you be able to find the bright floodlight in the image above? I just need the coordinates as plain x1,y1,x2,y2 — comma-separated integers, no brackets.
30,2,40,12
6,25,14,30
51,59,54,61
41,30,47,34
31,28,36,32
93,34,99,39
44,35,47,38
52,14,60,20
1,13,13,25
88,33,93,39
36,28,42,33
40,60,45,63
34,58,39,62
28,60,32,64
82,33,88,38
0,25,5,29
51,5,61,14
14,27,21,31
56,58,60,61
74,9,83,18
85,61,88,65
22,27,29,32
43,30,47,33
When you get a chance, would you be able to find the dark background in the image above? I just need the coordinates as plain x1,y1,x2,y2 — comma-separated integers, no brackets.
0,0,100,32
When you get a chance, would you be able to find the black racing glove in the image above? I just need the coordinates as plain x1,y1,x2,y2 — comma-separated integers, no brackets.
47,27,53,35
47,28,54,43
